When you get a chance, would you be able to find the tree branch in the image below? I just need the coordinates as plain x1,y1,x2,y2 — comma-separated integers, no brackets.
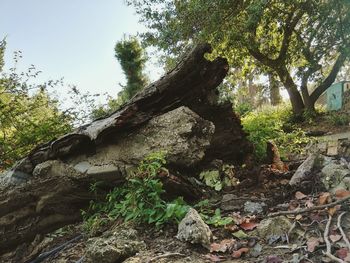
277,8,305,63
310,51,348,103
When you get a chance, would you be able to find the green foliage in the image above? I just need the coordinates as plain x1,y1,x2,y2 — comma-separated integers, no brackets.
0,48,73,169
242,104,312,160
235,102,254,117
128,0,350,114
327,111,350,126
203,208,234,227
199,164,239,191
199,170,222,191
91,37,149,119
194,200,233,227
82,152,190,231
115,36,148,100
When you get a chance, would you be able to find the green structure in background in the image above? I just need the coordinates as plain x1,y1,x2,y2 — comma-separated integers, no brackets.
327,81,350,111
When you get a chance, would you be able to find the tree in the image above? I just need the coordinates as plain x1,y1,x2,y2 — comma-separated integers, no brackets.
128,0,350,115
0,39,5,71
268,72,282,106
115,36,148,100
0,43,73,169
92,37,149,119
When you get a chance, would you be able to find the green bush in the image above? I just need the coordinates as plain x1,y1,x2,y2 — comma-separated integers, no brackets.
241,103,312,161
327,111,350,126
82,152,190,232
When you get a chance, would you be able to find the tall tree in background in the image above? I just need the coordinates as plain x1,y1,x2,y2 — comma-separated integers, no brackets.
92,37,149,119
128,0,350,115
115,36,148,101
0,39,5,71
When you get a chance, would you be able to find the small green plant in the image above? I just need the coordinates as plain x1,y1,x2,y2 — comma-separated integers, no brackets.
194,200,234,227
203,208,234,227
82,152,190,231
199,170,222,191
199,164,239,191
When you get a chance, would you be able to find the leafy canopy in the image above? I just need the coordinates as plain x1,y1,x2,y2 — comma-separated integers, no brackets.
128,0,350,114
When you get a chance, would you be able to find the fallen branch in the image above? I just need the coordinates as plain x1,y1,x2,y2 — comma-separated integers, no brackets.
323,215,345,263
337,212,350,251
147,252,186,263
28,235,83,263
268,195,350,217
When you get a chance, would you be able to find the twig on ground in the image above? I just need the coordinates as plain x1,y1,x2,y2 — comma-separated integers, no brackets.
337,212,350,251
268,195,350,217
147,252,186,263
29,235,83,263
286,221,297,244
323,215,345,263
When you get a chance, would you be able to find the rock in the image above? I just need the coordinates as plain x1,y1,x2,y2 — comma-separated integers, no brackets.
289,153,324,186
32,161,54,177
86,164,123,181
176,208,212,248
85,227,146,263
339,139,350,158
327,141,339,156
320,161,350,193
73,161,91,174
220,194,242,211
289,153,350,193
243,201,266,215
343,177,350,189
255,216,302,243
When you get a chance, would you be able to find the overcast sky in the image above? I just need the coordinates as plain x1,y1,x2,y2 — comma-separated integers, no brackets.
0,0,162,101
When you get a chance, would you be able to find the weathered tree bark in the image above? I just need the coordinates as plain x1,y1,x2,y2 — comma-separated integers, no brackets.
268,73,282,106
0,43,253,258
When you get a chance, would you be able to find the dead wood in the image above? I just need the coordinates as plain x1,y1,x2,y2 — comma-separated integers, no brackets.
0,43,253,257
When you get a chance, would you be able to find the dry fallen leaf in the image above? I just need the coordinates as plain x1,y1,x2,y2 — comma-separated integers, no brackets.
307,237,320,252
295,214,303,221
232,247,249,258
240,221,258,231
329,234,342,242
328,206,338,216
210,239,236,253
336,248,349,260
224,224,239,232
295,191,307,200
335,189,350,199
318,192,331,205
305,199,314,208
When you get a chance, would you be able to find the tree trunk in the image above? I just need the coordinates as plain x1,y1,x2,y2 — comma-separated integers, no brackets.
0,43,253,259
276,67,305,115
268,73,282,106
301,84,316,113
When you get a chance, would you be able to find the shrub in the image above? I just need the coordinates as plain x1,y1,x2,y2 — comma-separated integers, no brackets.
241,103,312,161
327,111,350,126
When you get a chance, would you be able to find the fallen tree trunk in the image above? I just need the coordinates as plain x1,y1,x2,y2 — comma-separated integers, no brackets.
0,43,253,258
